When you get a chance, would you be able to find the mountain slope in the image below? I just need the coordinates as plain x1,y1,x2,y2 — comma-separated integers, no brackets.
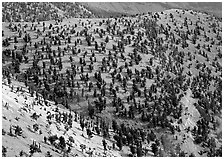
81,2,222,18
2,5,222,157
2,80,122,157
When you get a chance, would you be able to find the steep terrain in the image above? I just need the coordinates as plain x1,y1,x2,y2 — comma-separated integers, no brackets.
2,4,222,157
2,80,122,157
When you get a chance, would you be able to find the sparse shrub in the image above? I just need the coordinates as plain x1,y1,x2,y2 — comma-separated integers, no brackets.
48,135,58,145
2,129,6,135
2,146,7,157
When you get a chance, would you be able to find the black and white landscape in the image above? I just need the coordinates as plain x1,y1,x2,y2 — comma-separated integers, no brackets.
2,2,222,157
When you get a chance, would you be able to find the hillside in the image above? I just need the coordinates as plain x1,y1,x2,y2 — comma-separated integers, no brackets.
2,2,95,22
2,80,123,157
80,2,222,18
2,2,222,22
2,3,222,157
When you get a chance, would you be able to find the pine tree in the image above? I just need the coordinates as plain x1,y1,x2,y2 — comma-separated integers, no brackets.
151,143,158,156
59,136,66,150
